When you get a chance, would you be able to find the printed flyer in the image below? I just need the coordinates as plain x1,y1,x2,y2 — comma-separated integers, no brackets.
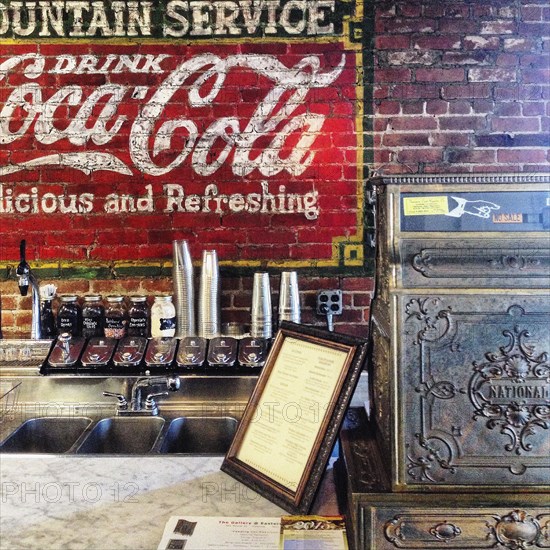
157,515,348,549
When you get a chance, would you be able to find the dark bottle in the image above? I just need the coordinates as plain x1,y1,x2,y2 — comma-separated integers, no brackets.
57,295,81,336
40,299,57,338
82,295,105,338
128,295,150,337
104,295,128,339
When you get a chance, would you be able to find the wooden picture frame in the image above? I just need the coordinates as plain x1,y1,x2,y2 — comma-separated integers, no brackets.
221,321,368,514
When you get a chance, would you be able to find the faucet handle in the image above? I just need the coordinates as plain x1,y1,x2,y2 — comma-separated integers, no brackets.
167,376,181,391
103,391,129,410
144,391,169,411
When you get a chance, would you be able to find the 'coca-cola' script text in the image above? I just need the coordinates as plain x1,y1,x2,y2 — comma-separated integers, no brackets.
0,52,345,179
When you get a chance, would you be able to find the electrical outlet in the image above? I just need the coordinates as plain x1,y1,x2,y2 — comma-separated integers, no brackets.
316,290,343,316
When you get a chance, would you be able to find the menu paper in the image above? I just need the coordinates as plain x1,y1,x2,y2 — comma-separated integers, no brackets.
157,516,348,550
236,337,349,492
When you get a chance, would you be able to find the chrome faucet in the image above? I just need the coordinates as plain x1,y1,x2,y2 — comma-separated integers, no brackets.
16,240,42,340
104,375,181,416
130,375,181,415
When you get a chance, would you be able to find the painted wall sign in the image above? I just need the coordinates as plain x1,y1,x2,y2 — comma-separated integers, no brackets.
0,0,368,270
0,0,351,38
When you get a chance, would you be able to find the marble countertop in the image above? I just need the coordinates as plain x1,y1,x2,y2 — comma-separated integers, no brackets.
0,455,339,550
0,356,366,549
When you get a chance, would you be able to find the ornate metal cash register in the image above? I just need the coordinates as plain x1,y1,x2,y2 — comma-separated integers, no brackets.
338,174,550,549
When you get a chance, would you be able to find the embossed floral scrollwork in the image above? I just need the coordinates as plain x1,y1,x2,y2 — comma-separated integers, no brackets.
489,254,542,271
481,326,549,381
416,376,466,406
349,439,386,491
488,510,542,550
469,326,550,456
412,250,433,275
485,402,549,455
405,297,453,345
384,516,405,545
406,432,457,483
429,521,462,541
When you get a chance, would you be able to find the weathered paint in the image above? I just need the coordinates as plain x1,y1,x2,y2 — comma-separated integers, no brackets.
0,0,369,271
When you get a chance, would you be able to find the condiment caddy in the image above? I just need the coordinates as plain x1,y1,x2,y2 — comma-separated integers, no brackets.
36,244,301,376
42,333,271,374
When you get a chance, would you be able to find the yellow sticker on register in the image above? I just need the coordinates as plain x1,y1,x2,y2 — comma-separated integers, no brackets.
403,196,449,216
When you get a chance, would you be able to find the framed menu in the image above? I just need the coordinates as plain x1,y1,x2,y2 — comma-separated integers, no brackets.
222,322,368,514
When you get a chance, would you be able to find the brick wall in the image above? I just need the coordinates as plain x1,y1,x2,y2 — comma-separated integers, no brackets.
0,274,374,338
0,43,361,264
371,0,549,174
1,0,548,339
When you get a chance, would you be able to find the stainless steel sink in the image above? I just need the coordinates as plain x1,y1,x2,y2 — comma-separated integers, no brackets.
75,416,165,454
0,370,261,455
0,355,367,456
0,417,92,453
0,415,237,455
160,416,238,454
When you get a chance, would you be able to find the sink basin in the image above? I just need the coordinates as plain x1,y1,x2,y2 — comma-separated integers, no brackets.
76,417,165,454
160,416,238,454
0,415,238,455
0,417,92,453
0,371,257,455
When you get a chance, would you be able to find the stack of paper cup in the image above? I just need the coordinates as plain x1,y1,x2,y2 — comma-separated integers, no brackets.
198,250,221,338
172,240,195,338
250,272,272,339
278,271,300,324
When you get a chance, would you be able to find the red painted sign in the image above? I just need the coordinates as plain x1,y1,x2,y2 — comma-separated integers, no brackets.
1,8,364,268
